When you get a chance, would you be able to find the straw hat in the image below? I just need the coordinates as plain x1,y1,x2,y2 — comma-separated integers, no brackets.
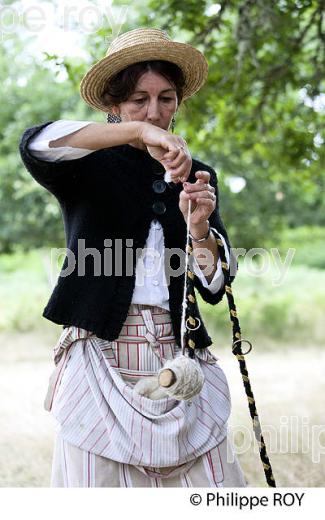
80,27,209,112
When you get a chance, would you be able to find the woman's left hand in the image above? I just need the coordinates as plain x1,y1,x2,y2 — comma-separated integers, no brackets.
179,170,217,226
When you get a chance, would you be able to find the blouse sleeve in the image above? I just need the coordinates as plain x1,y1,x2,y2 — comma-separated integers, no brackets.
27,120,95,162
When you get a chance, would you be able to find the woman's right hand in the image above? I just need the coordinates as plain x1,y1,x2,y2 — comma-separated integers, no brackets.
138,122,192,183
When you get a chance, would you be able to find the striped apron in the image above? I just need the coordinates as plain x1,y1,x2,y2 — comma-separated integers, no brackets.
45,303,247,487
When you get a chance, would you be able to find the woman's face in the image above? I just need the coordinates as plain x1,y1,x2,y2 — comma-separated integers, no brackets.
114,70,178,131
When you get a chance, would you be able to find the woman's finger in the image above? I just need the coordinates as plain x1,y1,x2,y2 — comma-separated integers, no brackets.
179,191,198,216
194,170,211,184
184,182,214,194
185,187,216,200
162,139,186,158
162,147,181,163
180,189,216,207
169,160,192,182
165,148,188,170
194,196,216,205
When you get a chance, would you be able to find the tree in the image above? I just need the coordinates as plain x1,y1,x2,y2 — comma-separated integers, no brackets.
1,1,324,252
138,0,325,246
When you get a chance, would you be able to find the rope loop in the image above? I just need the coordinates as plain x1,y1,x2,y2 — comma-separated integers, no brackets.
185,317,201,331
232,338,253,356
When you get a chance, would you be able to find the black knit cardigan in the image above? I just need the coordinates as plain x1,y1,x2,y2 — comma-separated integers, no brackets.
19,121,237,348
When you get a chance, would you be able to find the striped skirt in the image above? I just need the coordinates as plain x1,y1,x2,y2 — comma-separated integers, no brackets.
45,303,247,487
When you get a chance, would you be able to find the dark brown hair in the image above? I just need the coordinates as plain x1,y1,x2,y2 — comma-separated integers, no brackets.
101,60,185,108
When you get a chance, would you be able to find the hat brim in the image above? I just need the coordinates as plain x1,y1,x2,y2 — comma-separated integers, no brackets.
79,41,208,112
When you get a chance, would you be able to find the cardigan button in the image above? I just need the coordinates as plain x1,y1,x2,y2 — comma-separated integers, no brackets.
152,201,166,215
152,180,166,193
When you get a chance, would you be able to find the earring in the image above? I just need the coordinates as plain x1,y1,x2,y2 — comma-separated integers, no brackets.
107,113,122,123
171,115,176,133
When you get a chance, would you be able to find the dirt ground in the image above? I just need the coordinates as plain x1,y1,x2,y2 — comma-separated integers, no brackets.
0,328,324,487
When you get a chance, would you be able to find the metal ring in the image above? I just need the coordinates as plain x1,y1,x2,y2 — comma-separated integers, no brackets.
232,339,253,355
185,317,201,331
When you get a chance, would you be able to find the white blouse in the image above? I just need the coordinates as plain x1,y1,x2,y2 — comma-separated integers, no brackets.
28,120,232,311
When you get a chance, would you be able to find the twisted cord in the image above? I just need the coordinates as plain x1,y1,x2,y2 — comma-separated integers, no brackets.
212,231,276,487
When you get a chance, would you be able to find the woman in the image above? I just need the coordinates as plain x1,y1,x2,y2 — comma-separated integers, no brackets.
19,27,246,487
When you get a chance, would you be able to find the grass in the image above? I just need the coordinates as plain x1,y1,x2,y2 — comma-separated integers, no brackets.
0,247,324,486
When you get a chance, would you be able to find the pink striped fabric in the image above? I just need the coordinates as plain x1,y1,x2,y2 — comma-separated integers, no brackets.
50,425,247,487
45,304,233,471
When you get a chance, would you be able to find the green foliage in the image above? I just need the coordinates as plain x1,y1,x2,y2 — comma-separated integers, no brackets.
0,36,100,254
0,1,324,253
139,0,325,247
279,225,325,269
